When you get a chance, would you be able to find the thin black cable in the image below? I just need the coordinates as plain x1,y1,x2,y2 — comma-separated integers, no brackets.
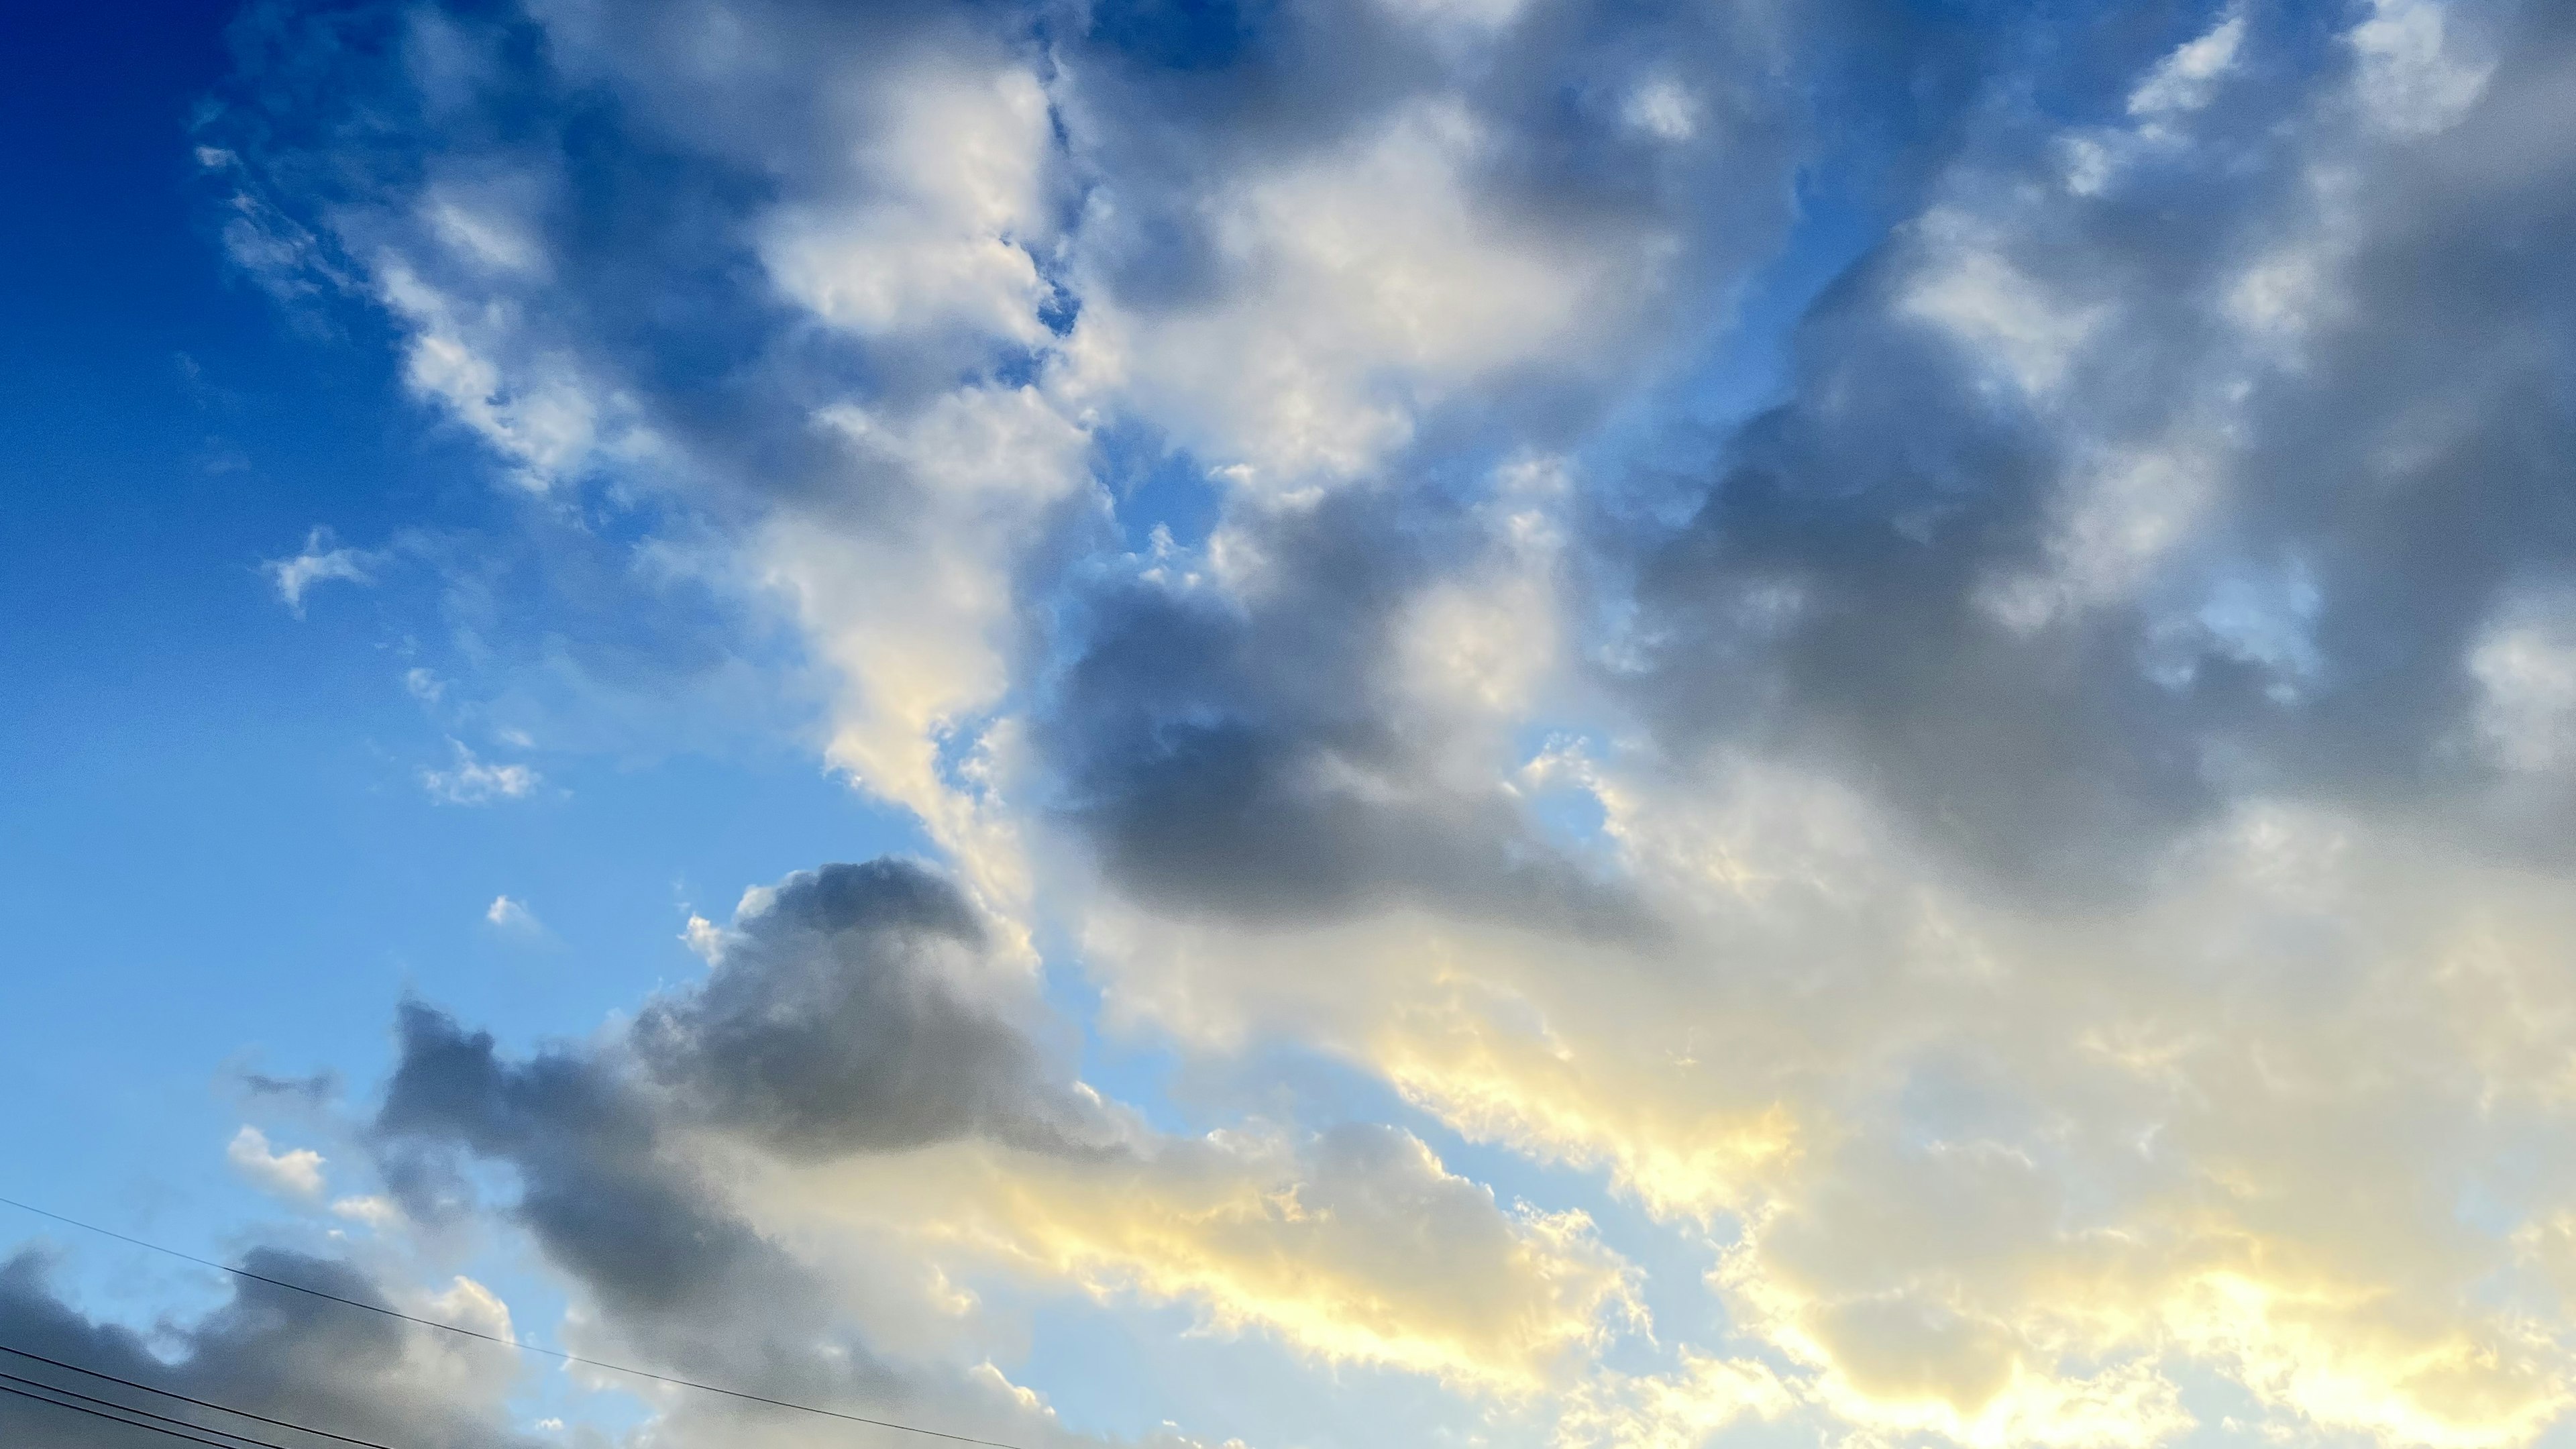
0,1350,396,1449
0,1369,311,1449
0,1377,288,1449
0,1195,1028,1449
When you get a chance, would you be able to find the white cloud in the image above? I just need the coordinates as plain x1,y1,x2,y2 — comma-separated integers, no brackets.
1980,433,2225,631
1902,211,2106,398
2351,0,2493,137
227,1125,326,1201
484,894,541,932
759,1120,1644,1395
372,260,649,493
261,528,374,616
421,740,539,805
2127,13,2247,118
329,1195,401,1228
679,912,727,964
1623,78,1701,142
2469,597,2576,774
759,63,1057,347
1059,99,1645,487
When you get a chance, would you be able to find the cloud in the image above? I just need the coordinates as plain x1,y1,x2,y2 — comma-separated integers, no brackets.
329,1195,401,1228
260,527,374,616
240,1069,338,1103
227,1124,327,1201
167,1,2576,1446
1614,0,2576,900
373,857,1641,1419
484,894,541,932
420,741,538,805
2467,591,2576,774
2127,11,2247,119
631,861,1109,1158
1033,479,1638,938
765,1119,1640,1394
0,1247,534,1449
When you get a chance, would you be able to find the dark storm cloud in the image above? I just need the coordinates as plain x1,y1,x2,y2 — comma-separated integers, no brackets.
0,1248,532,1449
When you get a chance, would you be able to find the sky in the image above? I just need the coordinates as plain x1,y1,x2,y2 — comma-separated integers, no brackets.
3,1,2575,1447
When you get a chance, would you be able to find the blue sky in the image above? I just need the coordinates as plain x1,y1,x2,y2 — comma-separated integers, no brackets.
8,3,2576,1448
4,0,924,1401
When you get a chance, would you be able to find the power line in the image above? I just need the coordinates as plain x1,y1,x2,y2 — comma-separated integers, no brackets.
0,1347,398,1449
0,1369,307,1449
0,1377,287,1449
0,1195,1030,1449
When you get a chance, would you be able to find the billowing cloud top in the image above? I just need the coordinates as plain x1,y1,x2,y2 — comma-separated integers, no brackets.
18,1,2576,1446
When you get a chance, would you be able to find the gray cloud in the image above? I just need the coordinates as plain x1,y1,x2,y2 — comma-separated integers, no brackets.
1039,486,1646,936
635,859,1112,1157
159,2,2576,1442
0,1247,533,1449
371,857,1121,1442
1615,0,2576,901
199,0,1999,935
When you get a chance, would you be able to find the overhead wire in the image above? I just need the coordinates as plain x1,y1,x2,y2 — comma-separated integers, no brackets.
0,1376,292,1449
0,1195,1032,1449
0,1369,307,1449
0,1346,398,1449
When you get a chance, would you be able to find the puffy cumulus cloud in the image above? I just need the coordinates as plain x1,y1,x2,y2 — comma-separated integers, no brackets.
1049,13,2576,1439
373,973,1068,1448
630,860,1108,1157
751,385,1091,912
371,857,1640,1435
0,1247,533,1449
208,0,1093,904
177,0,2576,1447
200,0,1921,904
1031,468,1640,941
1048,0,1845,491
227,1124,328,1201
1620,0,2576,899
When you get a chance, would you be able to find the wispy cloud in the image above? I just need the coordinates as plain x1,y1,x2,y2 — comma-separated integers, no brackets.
259,527,374,616
420,739,538,805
